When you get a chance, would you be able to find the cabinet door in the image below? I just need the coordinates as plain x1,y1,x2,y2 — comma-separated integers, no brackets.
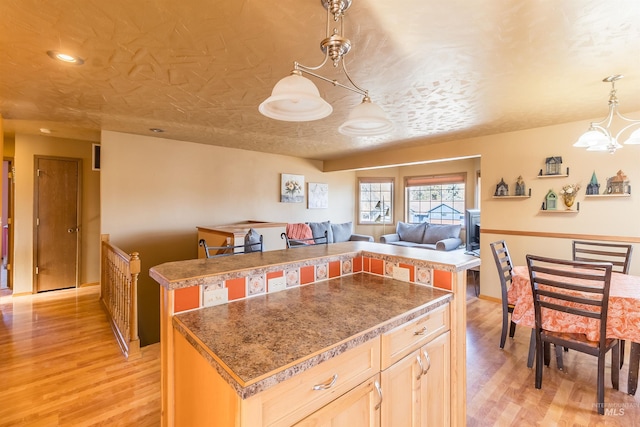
380,331,451,427
294,375,381,427
380,349,422,427
421,331,450,427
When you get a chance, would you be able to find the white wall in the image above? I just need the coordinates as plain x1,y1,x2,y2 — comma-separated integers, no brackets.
100,131,356,344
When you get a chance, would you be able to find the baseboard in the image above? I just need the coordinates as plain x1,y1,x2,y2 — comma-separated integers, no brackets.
79,282,99,288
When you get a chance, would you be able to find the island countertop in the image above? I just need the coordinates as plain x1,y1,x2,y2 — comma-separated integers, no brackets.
173,272,452,399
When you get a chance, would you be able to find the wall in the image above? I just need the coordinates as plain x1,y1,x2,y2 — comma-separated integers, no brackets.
12,134,100,295
355,157,480,241
100,131,356,345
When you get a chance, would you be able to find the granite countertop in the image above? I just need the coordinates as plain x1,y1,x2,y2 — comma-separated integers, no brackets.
173,273,452,399
150,241,480,291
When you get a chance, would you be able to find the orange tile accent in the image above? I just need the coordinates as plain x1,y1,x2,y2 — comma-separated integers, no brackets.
300,265,315,285
399,263,416,282
353,256,362,272
433,269,453,290
226,278,246,300
329,261,341,278
370,259,384,275
174,286,200,313
266,271,283,280
362,257,371,272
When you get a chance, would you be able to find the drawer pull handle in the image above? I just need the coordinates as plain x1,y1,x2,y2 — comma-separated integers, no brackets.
374,380,383,410
422,350,431,374
413,326,427,336
416,355,424,380
313,374,338,391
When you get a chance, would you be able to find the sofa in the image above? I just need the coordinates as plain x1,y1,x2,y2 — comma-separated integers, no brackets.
283,221,374,247
380,221,462,251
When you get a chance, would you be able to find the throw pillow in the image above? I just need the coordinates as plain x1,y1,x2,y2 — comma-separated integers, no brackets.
308,221,334,243
396,222,426,243
244,228,262,253
423,224,461,244
286,223,314,243
331,221,353,243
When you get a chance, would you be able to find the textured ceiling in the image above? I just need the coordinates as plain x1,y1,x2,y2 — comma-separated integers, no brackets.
1,0,640,161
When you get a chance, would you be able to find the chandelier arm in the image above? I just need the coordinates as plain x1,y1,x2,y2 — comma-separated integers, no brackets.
295,66,367,97
340,59,369,96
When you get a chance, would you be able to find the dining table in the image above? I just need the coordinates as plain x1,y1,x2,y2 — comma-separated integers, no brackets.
509,265,640,396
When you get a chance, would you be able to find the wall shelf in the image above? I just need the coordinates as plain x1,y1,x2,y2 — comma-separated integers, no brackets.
584,194,631,198
492,195,531,199
539,209,579,214
537,174,569,179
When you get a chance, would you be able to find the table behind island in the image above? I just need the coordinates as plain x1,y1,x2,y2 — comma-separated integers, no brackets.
150,241,479,427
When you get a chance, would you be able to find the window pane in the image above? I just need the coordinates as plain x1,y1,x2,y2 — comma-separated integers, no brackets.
405,181,465,225
358,179,394,224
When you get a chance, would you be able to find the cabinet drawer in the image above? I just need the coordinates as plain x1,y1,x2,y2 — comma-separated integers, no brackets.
380,304,449,369
244,337,381,427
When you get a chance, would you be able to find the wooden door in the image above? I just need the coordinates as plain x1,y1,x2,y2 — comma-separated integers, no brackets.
380,349,422,426
421,332,450,427
34,157,81,292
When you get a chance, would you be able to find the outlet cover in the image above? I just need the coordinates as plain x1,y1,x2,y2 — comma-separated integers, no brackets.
203,287,228,307
392,266,411,282
268,276,287,293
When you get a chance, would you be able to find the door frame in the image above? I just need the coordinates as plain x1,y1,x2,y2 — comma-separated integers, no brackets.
3,157,14,290
33,155,82,293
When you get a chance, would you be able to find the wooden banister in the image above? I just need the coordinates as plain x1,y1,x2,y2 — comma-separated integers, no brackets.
100,234,141,360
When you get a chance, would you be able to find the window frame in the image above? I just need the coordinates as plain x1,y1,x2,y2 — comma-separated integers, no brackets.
357,177,394,225
404,173,467,225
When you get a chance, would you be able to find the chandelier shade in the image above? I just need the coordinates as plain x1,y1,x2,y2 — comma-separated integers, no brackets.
258,0,392,136
339,96,393,136
258,73,333,121
573,75,640,153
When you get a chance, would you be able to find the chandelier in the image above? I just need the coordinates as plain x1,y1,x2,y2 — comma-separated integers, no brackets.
573,75,640,153
258,0,393,136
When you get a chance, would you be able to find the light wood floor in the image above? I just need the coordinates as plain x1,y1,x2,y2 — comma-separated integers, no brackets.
466,292,640,426
0,286,160,426
1,282,638,426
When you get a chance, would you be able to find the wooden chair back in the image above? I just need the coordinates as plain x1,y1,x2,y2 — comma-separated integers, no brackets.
572,240,633,274
490,240,514,307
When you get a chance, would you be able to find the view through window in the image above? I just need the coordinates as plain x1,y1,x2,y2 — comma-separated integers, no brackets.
405,174,465,225
358,178,393,224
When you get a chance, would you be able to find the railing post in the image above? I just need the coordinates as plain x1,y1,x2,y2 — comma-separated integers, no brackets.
129,252,140,344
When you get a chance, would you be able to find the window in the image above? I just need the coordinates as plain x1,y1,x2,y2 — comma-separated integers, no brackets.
358,178,393,224
405,174,465,225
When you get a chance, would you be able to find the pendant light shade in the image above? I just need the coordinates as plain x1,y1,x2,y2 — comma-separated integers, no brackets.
258,0,392,135
574,75,640,153
258,72,333,121
339,97,393,136
572,129,609,148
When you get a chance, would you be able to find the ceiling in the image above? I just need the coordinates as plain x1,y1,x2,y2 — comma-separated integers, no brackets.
1,0,640,161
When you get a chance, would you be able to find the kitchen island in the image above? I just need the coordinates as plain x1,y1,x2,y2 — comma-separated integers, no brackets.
151,241,479,426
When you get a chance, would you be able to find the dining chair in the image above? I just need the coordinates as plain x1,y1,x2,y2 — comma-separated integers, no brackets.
572,240,633,368
199,229,263,258
489,240,518,349
526,254,620,415
281,230,329,248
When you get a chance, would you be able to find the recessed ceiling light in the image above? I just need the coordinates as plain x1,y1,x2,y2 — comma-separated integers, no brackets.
149,128,165,133
47,50,85,65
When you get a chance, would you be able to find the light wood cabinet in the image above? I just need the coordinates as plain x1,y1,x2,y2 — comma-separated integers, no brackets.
380,304,451,427
381,332,451,427
294,374,382,427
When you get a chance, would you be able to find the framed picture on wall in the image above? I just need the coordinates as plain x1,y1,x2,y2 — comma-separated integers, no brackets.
308,183,328,209
281,173,304,203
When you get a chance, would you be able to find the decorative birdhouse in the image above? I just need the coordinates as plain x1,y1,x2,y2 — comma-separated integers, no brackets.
544,189,558,210
515,176,526,196
494,178,509,196
545,156,563,175
586,171,600,195
606,170,631,194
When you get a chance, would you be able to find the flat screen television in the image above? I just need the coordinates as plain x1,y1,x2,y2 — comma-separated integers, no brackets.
465,209,480,253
